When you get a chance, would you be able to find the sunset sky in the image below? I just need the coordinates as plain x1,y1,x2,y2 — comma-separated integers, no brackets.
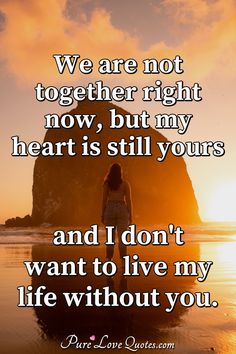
0,0,236,223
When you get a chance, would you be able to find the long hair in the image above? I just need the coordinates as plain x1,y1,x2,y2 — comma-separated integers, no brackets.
104,163,123,190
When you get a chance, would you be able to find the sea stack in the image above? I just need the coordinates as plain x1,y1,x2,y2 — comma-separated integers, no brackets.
31,100,200,226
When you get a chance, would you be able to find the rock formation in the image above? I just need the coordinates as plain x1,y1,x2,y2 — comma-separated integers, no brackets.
31,100,200,226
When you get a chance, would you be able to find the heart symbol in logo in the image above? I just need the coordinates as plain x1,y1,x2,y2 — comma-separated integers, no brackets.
90,335,95,341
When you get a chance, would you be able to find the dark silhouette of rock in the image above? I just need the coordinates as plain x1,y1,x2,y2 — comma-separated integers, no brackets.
31,100,200,226
5,214,33,227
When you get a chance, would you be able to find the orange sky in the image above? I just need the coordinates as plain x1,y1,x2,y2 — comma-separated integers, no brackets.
0,0,236,223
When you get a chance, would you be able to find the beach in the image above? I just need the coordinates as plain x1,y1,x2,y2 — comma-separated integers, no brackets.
0,224,236,354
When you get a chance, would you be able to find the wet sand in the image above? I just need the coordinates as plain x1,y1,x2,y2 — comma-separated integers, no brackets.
0,226,236,354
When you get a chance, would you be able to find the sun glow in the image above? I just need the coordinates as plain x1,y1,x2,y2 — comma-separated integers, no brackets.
206,181,236,222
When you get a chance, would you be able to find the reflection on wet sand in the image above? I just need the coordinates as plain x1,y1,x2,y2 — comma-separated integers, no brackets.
31,241,199,342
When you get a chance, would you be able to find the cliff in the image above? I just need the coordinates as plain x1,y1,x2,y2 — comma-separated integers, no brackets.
31,100,200,226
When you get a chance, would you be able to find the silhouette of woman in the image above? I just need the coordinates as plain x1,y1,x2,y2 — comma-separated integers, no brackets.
102,163,132,261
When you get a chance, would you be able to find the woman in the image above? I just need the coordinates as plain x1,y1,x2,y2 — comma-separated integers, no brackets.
102,163,132,261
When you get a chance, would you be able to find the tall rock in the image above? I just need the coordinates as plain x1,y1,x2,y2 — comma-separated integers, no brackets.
32,100,200,226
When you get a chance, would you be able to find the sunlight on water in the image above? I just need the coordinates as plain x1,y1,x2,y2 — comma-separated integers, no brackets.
215,242,236,269
0,226,236,353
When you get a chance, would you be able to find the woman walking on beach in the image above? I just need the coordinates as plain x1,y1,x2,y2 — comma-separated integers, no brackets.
102,163,132,261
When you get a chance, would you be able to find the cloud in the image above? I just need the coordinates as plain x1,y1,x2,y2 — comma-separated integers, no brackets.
0,0,141,84
0,0,235,84
158,0,210,25
150,0,236,78
0,10,6,31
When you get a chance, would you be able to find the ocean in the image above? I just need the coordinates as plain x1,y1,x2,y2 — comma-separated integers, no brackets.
0,224,236,354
